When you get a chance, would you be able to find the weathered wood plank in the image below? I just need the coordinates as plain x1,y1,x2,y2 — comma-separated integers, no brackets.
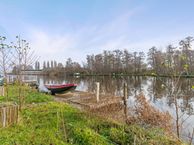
0,104,19,128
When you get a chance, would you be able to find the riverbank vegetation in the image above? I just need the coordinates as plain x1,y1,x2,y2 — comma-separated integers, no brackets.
0,36,192,144
0,98,183,145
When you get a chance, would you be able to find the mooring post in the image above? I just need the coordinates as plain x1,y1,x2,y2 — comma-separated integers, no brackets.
96,82,100,103
123,83,128,121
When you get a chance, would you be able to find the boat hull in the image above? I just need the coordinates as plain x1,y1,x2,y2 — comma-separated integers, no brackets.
45,84,77,95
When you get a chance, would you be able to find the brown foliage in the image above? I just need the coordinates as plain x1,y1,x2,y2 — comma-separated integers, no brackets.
127,94,173,132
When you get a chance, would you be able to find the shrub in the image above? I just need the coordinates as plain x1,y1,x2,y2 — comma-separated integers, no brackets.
127,94,173,132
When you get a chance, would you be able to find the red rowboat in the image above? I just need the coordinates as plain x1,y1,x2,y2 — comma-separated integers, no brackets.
45,83,77,95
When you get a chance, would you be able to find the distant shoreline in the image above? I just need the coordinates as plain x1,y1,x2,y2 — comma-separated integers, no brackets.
7,71,194,78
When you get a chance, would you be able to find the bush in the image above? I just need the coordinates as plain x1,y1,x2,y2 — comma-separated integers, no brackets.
127,94,173,132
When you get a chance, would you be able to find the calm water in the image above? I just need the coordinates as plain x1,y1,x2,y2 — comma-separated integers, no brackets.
24,75,194,139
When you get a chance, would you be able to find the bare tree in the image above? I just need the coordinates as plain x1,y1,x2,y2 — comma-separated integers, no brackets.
11,36,38,110
0,36,15,100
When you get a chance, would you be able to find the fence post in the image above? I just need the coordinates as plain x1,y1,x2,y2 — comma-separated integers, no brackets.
0,86,4,96
0,104,19,128
2,107,6,127
123,83,128,121
96,82,100,103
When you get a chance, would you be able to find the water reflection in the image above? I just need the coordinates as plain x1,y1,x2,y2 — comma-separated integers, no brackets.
22,75,194,116
34,76,194,113
22,75,194,141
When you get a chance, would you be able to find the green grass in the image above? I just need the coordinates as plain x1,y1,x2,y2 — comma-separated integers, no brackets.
0,85,184,144
0,85,53,104
0,102,183,145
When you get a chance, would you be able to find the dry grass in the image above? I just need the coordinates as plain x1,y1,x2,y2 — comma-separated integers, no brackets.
127,94,173,133
88,102,126,122
56,91,174,134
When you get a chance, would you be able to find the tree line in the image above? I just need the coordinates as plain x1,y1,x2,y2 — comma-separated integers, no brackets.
27,36,194,76
60,36,194,76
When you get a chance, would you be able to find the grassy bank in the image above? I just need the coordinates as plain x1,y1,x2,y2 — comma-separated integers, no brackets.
0,85,53,104
0,86,184,144
0,102,182,145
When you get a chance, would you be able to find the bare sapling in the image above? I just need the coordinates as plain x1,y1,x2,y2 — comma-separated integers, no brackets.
11,36,39,110
189,128,194,145
151,37,194,140
0,36,15,100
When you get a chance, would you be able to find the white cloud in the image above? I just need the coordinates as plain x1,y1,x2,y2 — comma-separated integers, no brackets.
26,6,190,65
29,29,76,62
26,8,141,63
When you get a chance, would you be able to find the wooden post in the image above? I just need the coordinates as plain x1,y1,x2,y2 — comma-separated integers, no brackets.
15,105,19,123
0,104,19,128
3,86,4,96
8,76,10,84
123,83,128,121
0,86,4,96
2,107,6,127
96,82,100,103
0,86,2,96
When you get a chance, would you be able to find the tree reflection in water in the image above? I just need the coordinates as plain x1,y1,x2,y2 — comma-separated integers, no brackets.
37,75,194,136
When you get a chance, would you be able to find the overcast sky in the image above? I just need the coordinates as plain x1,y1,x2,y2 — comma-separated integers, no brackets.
0,0,194,64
